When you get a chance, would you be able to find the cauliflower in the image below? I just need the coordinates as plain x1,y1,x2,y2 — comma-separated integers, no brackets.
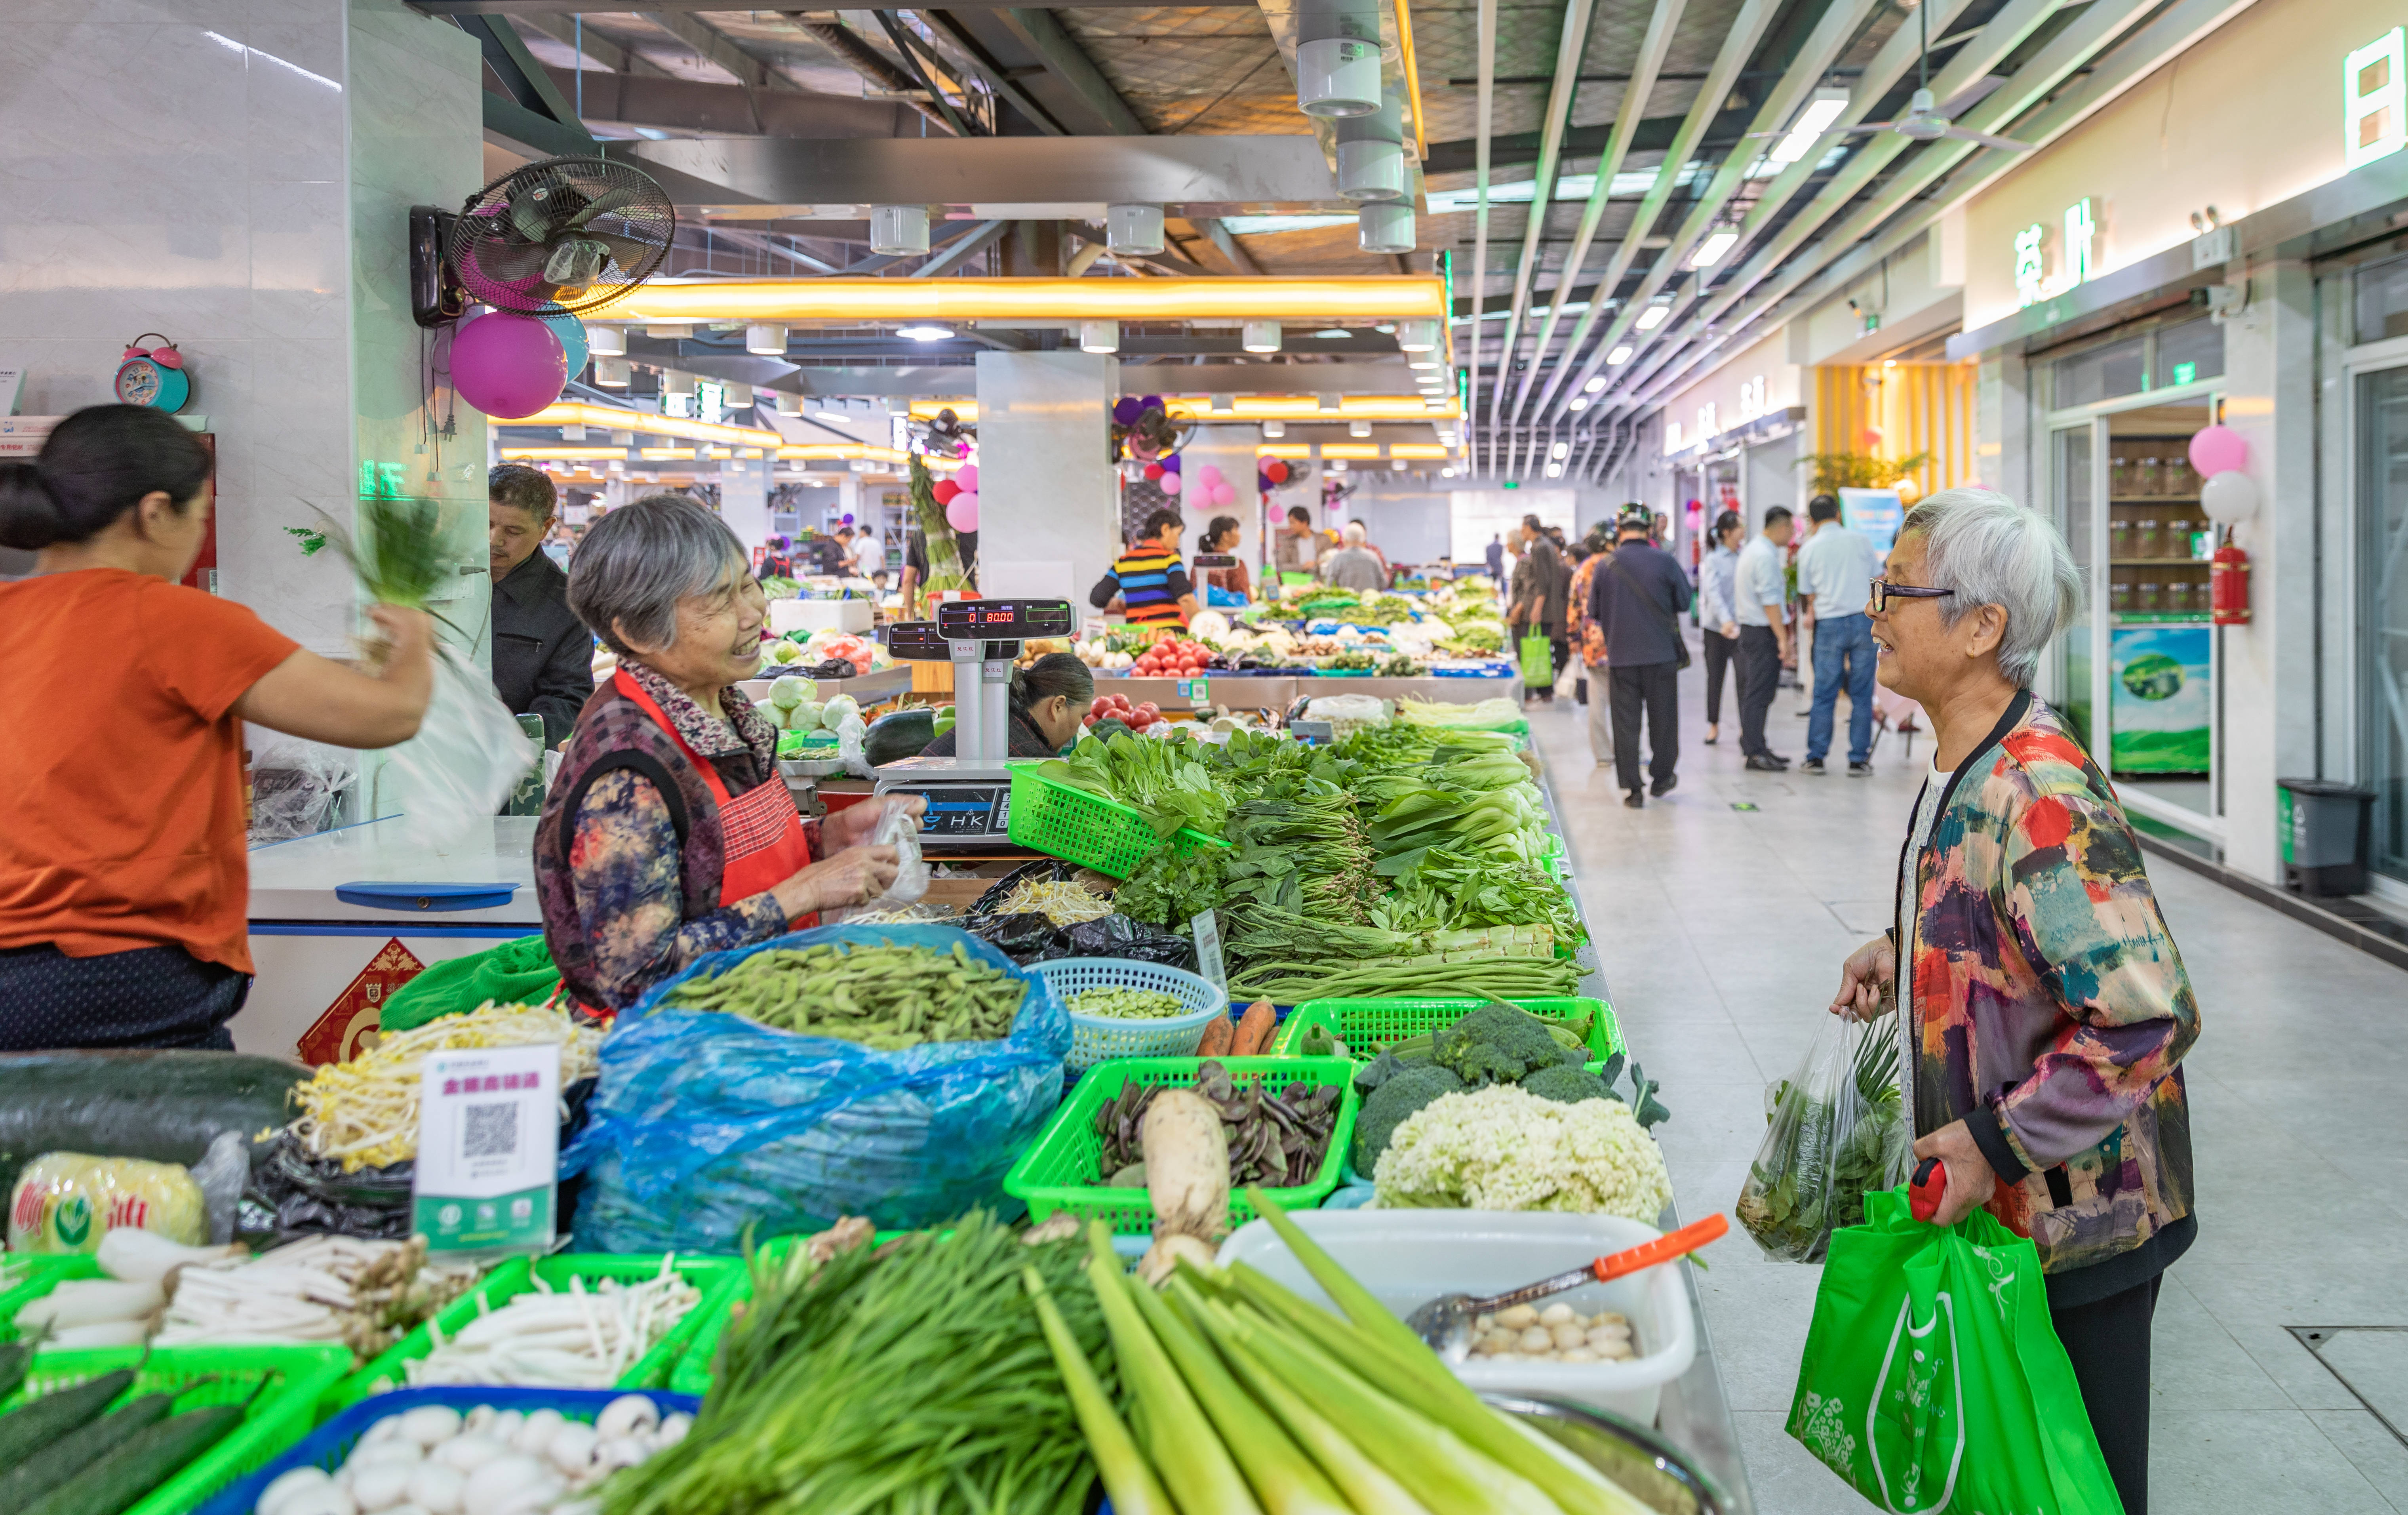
1431,1002,1580,1086
1372,1086,1673,1222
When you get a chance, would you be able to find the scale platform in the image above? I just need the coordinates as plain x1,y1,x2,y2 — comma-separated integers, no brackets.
874,756,1020,849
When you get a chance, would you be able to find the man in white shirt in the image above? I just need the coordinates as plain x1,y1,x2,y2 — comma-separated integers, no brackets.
1733,506,1795,770
1793,494,1885,775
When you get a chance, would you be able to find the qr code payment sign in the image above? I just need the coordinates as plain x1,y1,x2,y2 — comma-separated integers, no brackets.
462,1101,519,1161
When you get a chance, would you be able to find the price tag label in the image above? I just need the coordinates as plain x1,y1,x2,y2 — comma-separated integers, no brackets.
1190,909,1228,995
413,1042,561,1258
1289,719,1336,744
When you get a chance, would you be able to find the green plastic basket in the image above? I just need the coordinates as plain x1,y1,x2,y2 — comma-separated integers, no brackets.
1005,764,1160,878
330,1253,742,1410
667,1230,926,1399
2,1342,350,1515
0,1252,104,1340
1272,995,1622,1067
1002,1057,1357,1235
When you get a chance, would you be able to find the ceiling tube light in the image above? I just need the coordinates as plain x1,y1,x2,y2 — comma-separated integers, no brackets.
1395,318,1440,353
594,357,630,387
745,324,788,355
1358,203,1415,255
1691,229,1738,268
1242,321,1283,353
611,277,1448,326
1608,344,1635,364
1550,441,1570,460
870,204,930,256
1569,396,1589,412
1584,375,1608,392
897,324,955,342
1107,204,1165,255
1545,461,1564,478
1769,87,1851,167
587,326,626,357
1080,320,1121,354
1635,303,1671,330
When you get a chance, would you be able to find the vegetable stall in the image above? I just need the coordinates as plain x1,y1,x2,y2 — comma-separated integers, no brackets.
0,685,1758,1515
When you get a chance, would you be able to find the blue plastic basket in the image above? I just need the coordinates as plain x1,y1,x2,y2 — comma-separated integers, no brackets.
1028,956,1228,1071
191,1387,702,1515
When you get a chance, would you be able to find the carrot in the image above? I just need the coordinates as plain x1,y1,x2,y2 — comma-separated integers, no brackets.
1231,999,1276,1057
1195,1015,1235,1058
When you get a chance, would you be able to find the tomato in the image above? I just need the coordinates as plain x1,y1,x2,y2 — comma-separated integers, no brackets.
1083,714,1098,727
1134,702,1160,720
1091,696,1115,715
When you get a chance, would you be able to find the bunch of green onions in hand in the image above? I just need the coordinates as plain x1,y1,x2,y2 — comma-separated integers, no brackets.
311,494,464,638
1030,1194,1651,1515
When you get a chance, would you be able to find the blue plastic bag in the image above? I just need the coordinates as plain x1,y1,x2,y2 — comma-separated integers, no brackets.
562,924,1071,1251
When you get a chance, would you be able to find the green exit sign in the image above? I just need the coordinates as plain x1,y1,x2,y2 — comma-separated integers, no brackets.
1502,480,1520,490
2171,361,2197,385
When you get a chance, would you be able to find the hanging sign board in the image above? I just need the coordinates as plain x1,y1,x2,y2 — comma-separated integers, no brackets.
413,1042,562,1258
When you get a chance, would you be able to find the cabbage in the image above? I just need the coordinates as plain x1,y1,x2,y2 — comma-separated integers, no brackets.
757,701,790,731
821,693,861,728
769,675,813,710
791,700,826,732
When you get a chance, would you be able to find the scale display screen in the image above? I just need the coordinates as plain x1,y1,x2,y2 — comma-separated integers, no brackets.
935,599,1074,640
883,621,951,661
891,785,1011,840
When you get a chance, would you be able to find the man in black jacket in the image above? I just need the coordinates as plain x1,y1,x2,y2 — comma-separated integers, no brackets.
1588,507,1694,807
488,465,595,748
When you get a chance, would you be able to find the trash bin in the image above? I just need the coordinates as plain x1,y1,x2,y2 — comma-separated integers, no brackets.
2277,778,2375,896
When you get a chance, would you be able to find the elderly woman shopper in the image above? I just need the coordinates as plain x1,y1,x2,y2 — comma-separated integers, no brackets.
537,495,923,1013
1829,487,2197,1515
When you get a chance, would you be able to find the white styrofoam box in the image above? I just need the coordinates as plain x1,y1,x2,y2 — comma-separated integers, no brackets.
769,597,874,635
1215,1210,1697,1425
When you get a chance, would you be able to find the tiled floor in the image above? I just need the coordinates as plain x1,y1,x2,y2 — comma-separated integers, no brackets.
1531,664,2408,1513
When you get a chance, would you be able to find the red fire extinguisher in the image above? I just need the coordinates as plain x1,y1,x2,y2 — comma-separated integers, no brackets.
2210,529,2251,625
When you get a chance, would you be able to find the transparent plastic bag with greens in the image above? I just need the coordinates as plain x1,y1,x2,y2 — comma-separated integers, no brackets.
1735,1012,1911,1263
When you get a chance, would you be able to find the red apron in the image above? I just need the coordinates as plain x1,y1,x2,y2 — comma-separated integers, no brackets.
613,669,815,922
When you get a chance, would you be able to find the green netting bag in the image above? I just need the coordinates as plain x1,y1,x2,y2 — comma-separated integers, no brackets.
378,934,561,1033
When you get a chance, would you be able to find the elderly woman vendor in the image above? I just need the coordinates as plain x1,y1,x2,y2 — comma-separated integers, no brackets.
537,495,922,1012
1829,487,2198,1515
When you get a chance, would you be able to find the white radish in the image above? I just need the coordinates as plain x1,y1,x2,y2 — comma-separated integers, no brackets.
594,1395,658,1440
259,1467,339,1515
96,1228,244,1283
14,1279,166,1331
48,1319,153,1348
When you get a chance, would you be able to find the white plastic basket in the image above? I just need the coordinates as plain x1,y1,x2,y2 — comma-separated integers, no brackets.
1028,957,1228,1071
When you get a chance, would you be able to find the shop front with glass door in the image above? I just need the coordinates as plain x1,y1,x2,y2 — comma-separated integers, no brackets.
2341,250,2408,898
2041,314,2228,843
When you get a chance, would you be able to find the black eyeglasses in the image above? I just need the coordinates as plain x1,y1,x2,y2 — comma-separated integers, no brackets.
1866,579,1955,614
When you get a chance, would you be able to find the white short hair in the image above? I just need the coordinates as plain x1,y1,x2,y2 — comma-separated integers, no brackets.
1342,520,1367,545
1898,486,2081,688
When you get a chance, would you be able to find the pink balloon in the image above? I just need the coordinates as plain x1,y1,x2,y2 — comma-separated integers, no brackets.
956,463,978,492
1214,482,1238,507
452,313,566,419
2187,424,2246,478
1197,463,1224,485
946,491,979,532
1161,471,1184,495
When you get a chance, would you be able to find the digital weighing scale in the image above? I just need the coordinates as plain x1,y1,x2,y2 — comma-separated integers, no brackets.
873,598,1076,850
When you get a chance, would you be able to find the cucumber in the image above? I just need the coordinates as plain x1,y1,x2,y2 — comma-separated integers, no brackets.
0,1369,136,1474
0,1391,176,1508
0,1334,36,1406
25,1400,249,1515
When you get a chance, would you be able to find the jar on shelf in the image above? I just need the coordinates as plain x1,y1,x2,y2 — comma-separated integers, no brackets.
2109,518,2133,559
2111,578,2133,614
2136,456,2162,496
2167,516,2195,558
2166,579,2191,616
2109,455,2133,496
2137,517,2161,558
2137,580,2162,614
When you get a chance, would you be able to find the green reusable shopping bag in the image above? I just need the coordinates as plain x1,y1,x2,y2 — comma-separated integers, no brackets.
1519,631,1555,689
1787,1187,2123,1514
378,934,562,1033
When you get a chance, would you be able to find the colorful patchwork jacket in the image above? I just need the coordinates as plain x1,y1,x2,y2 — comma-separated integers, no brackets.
1899,690,2199,1279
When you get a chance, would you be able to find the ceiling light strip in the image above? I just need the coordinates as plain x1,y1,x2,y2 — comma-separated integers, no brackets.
588,277,1448,325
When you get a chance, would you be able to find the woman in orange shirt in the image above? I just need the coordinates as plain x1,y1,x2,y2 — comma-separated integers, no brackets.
0,406,437,1051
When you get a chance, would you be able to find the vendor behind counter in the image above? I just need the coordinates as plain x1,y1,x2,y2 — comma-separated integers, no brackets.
488,464,595,748
0,405,437,1052
917,653,1092,759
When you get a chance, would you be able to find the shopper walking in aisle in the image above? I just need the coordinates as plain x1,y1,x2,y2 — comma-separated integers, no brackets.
0,406,436,1050
1484,532,1505,581
488,464,596,749
1794,492,1884,775
1588,507,1692,806
1195,515,1252,602
1272,505,1319,579
1090,508,1200,628
1828,487,2197,1515
1504,514,1570,705
1696,511,1744,746
538,495,923,1013
1319,521,1388,592
1566,539,1610,766
1734,507,1796,769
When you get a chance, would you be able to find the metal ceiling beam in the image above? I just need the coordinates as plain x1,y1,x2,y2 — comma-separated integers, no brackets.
911,219,1012,275
1422,107,1750,176
1519,0,1780,433
917,10,1073,134
637,10,775,91
873,11,975,135
420,0,1257,11
459,13,592,131
1502,0,1686,424
617,134,1346,214
1464,0,1496,473
786,16,957,134
513,14,672,76
1481,0,1599,442
539,65,917,136
996,8,1148,135
1198,220,1264,276
1583,0,2037,404
1623,0,2178,408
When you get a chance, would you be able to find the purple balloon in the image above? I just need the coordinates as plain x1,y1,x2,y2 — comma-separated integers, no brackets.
1112,397,1143,425
1161,452,1182,473
452,313,567,419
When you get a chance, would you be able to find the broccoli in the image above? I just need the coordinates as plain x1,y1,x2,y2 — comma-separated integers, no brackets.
1351,1063,1465,1174
1521,1062,1612,1105
1431,1003,1579,1086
